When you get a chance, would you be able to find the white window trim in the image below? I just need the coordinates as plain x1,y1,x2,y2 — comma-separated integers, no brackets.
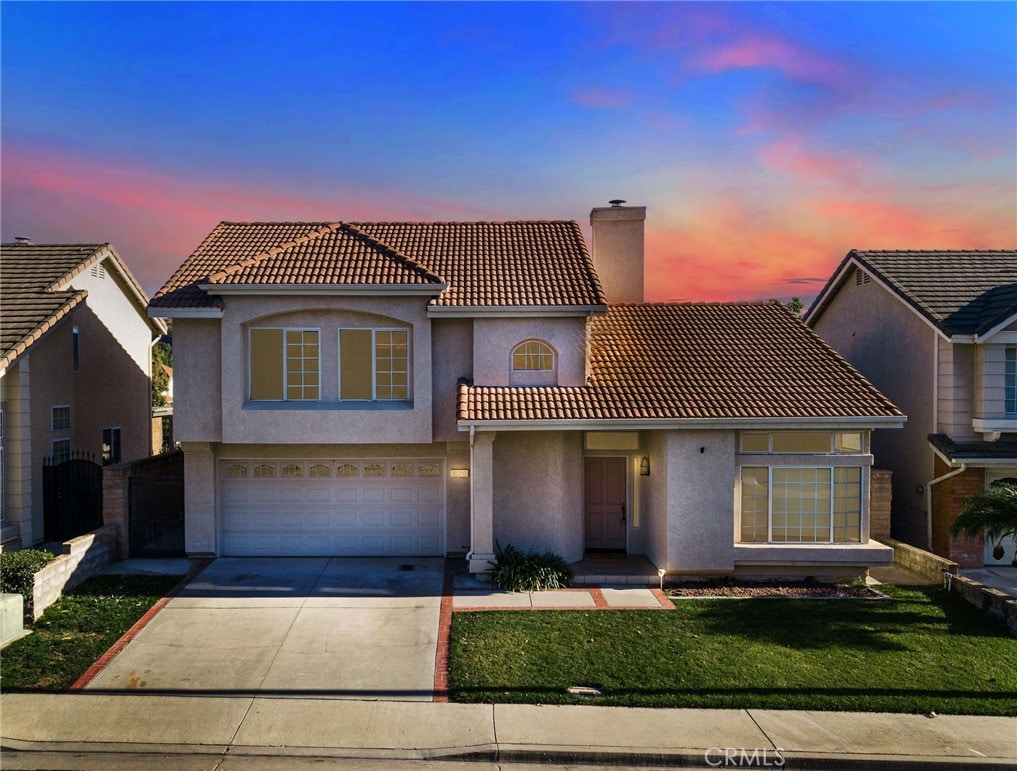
337,327,411,402
51,404,71,433
51,437,72,461
741,465,864,545
248,327,322,402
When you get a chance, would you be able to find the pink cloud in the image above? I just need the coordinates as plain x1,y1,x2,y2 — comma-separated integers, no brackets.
758,139,866,186
642,190,1016,304
695,34,852,91
572,87,632,109
1,142,501,294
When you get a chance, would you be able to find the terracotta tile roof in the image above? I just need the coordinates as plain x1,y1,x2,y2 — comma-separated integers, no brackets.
151,220,605,309
1,244,104,368
1,242,160,369
810,250,1017,336
458,302,903,423
205,223,444,287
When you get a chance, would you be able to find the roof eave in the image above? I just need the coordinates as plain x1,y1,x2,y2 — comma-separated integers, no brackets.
805,251,951,341
0,290,88,371
457,415,907,432
148,306,224,319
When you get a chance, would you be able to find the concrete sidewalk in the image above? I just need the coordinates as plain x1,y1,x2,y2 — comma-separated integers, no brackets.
1,693,1014,768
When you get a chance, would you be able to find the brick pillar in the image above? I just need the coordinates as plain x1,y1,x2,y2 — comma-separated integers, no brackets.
102,464,131,559
930,456,985,567
869,469,892,539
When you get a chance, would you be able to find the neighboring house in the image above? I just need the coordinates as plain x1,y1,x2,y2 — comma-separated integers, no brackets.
150,205,903,577
806,250,1017,567
0,241,167,548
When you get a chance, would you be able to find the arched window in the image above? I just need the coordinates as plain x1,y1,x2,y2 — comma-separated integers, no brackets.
510,340,557,385
512,340,554,371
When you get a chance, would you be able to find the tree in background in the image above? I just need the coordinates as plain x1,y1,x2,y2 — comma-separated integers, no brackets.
151,336,172,408
948,481,1017,566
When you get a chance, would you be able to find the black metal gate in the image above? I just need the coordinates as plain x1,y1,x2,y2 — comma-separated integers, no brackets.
43,452,103,541
129,476,184,556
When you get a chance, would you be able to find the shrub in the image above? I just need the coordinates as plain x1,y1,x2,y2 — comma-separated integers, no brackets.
488,542,573,592
0,549,56,609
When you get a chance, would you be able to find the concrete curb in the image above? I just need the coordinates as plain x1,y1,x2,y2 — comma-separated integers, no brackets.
1,740,1013,768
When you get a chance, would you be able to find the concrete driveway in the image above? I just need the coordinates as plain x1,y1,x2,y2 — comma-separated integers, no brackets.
85,557,445,700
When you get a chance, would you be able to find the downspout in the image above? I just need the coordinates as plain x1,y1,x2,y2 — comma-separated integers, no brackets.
926,462,966,549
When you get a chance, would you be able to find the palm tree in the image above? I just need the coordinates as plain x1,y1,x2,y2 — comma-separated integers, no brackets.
948,481,1017,566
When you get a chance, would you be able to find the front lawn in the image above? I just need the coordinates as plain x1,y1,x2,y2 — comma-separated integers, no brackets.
1,573,183,691
449,585,1017,715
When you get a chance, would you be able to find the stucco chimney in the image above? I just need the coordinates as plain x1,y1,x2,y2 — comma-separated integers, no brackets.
590,201,646,303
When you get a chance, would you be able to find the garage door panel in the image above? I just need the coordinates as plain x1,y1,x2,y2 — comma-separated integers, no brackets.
221,459,445,556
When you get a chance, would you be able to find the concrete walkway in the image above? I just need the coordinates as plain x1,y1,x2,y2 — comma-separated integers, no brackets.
1,693,1014,767
84,557,444,700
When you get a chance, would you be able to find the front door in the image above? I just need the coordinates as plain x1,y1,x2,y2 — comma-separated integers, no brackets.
584,457,627,551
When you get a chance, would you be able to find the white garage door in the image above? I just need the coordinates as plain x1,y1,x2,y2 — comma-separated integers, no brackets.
220,459,445,556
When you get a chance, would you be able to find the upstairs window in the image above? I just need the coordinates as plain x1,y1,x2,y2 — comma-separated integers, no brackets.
512,340,554,371
339,329,409,400
250,328,320,401
510,340,556,385
1006,348,1016,416
51,405,71,432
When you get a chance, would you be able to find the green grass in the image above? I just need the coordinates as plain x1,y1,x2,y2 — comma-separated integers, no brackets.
1,573,183,692
449,585,1017,715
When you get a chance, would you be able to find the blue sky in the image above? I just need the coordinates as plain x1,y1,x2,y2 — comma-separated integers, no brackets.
3,2,1015,300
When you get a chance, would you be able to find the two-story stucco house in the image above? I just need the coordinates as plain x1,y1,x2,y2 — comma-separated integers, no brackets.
0,241,167,548
807,250,1017,567
150,204,904,578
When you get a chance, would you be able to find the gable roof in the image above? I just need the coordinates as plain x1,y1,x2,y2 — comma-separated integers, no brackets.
1,242,161,370
806,250,1017,337
458,302,903,424
151,220,607,310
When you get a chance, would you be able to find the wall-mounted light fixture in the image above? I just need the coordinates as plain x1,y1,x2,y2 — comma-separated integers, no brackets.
449,469,470,479
639,456,650,476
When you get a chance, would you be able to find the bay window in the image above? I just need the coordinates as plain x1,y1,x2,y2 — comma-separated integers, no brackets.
740,466,862,544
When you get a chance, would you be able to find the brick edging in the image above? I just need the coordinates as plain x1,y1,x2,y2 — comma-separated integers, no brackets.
650,587,675,609
432,562,454,703
69,559,212,692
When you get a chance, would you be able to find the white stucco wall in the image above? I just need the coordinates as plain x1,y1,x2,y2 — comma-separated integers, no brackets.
216,296,433,445
68,258,153,374
811,272,931,546
472,317,587,387
637,430,668,569
664,430,738,572
590,205,645,304
492,431,584,563
431,319,473,442
173,319,223,443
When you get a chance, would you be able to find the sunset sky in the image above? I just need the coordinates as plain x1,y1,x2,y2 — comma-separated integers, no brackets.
2,2,1015,303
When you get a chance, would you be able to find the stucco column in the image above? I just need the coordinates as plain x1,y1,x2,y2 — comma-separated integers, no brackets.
468,431,497,573
181,442,216,557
